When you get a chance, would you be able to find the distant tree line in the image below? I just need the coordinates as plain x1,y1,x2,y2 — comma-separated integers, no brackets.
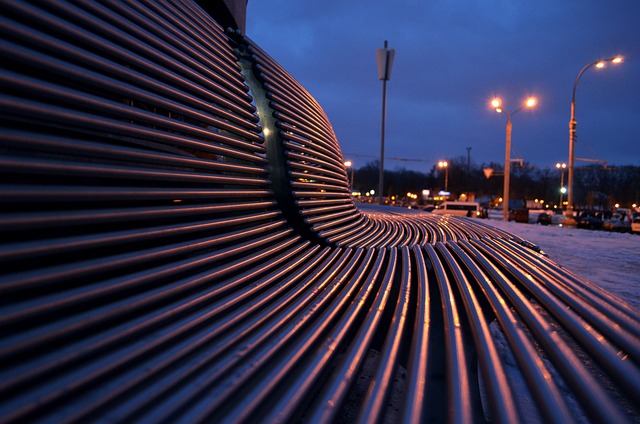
352,156,640,209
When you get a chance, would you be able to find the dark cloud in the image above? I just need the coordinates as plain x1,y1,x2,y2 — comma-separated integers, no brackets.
246,1,640,170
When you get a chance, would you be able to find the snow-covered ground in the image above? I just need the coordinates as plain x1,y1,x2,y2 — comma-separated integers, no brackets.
484,211,640,309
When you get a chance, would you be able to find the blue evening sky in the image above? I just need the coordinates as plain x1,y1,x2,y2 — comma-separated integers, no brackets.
246,1,640,172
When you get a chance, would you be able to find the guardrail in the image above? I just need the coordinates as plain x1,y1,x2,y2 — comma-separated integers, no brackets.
1,1,638,423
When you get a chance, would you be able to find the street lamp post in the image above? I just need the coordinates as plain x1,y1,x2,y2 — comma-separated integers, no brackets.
438,161,449,192
376,40,395,205
556,162,566,208
565,56,623,225
344,160,353,190
491,97,537,221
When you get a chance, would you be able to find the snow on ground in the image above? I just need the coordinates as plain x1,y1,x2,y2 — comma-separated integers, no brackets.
484,211,640,309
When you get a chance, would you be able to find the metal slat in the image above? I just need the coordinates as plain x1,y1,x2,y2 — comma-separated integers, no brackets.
480,239,640,397
250,54,328,122
1,238,312,423
280,126,346,171
0,131,267,175
0,42,262,140
401,246,430,423
1,5,254,117
42,242,329,423
0,96,266,163
454,240,575,424
28,0,252,106
0,201,275,231
203,248,364,422
80,0,249,97
0,223,292,296
252,249,370,423
0,23,259,127
0,211,280,262
0,186,273,203
437,242,519,423
306,248,394,423
0,156,269,188
469,238,631,423
357,247,411,422
424,243,475,423
494,238,640,331
154,247,364,422
1,236,307,376
320,214,369,241
122,0,242,70
0,73,264,155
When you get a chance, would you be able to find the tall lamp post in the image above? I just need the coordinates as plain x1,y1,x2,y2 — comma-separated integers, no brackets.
565,56,623,225
376,41,395,205
438,161,449,192
344,160,354,190
491,96,537,221
556,162,566,208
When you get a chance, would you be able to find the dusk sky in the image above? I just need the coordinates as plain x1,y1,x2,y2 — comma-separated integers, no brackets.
245,1,640,173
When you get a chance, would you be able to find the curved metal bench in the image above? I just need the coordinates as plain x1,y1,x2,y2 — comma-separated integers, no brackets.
1,1,638,423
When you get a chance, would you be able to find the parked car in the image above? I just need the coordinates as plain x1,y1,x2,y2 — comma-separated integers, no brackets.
432,201,482,217
603,209,631,232
576,211,604,230
632,217,640,234
508,208,529,223
536,212,552,225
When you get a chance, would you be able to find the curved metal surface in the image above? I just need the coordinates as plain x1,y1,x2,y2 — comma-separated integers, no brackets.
1,1,638,423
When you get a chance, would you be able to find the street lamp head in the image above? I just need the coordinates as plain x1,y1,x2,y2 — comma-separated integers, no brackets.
438,161,448,168
344,160,352,167
556,162,566,169
491,98,503,113
596,56,624,69
525,97,537,108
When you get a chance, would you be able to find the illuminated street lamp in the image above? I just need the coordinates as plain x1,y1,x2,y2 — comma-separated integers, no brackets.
344,160,354,190
491,96,537,221
565,56,623,225
556,162,566,208
438,160,449,192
